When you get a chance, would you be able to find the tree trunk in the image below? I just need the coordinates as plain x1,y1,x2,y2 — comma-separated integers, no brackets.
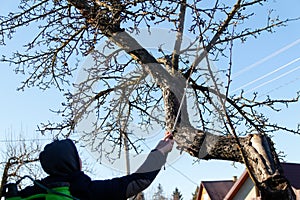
67,2,296,198
0,158,13,197
174,127,296,200
161,82,296,200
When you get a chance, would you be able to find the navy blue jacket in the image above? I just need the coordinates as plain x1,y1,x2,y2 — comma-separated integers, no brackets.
19,139,167,200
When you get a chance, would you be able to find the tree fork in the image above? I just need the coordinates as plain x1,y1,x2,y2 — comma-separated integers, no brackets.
67,1,297,199
162,78,295,199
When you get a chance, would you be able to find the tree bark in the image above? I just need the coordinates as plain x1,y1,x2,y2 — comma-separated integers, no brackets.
67,1,297,199
107,29,297,200
175,127,296,200
108,30,297,199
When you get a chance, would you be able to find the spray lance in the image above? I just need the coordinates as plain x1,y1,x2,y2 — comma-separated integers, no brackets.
169,61,198,139
170,84,188,139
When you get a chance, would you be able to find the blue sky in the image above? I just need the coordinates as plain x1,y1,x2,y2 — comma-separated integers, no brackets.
1,1,300,199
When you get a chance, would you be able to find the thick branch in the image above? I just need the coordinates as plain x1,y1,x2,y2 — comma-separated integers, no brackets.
179,128,295,200
171,0,187,72
186,0,242,77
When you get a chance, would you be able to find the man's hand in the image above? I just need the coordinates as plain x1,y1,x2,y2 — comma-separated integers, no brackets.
155,132,174,156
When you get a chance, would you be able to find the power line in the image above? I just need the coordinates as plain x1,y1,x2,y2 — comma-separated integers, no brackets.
258,76,300,98
166,163,198,185
231,57,300,93
120,132,189,182
230,37,300,95
77,132,198,186
243,64,300,95
0,138,52,143
2,133,198,186
132,134,199,186
232,38,300,79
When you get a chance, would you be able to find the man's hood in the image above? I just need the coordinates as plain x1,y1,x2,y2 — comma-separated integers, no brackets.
39,139,81,176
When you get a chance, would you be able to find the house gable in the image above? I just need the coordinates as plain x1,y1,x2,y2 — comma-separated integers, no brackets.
197,162,300,200
225,162,300,200
197,180,234,200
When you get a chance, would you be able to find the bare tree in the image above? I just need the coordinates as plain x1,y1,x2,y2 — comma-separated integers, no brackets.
0,137,42,197
1,1,300,199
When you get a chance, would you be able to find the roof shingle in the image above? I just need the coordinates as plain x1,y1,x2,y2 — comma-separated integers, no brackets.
202,180,234,200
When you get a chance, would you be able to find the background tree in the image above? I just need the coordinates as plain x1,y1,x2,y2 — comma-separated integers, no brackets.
1,1,300,199
191,186,199,200
152,183,167,200
0,135,42,197
172,187,183,200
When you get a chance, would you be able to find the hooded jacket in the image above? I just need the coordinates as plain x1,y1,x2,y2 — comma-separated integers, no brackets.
19,139,167,200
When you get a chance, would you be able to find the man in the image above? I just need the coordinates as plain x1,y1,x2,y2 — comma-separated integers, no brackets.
19,132,174,200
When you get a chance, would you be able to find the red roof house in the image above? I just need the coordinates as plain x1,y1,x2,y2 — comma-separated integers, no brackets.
197,180,235,200
196,163,300,200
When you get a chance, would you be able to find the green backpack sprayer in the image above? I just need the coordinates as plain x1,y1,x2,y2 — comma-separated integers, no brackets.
1,176,78,200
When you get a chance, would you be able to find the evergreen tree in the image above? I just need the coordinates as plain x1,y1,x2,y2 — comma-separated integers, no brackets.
152,184,167,200
172,187,183,200
192,186,199,200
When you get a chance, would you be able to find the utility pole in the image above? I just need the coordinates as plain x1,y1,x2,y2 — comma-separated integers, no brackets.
121,120,133,200
123,131,131,175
